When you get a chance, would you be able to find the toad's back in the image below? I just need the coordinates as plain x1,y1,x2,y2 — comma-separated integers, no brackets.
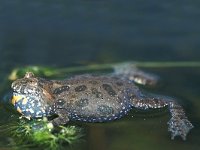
52,75,139,122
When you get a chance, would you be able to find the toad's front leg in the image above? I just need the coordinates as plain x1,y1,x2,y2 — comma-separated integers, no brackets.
51,109,69,126
130,93,194,140
51,100,70,126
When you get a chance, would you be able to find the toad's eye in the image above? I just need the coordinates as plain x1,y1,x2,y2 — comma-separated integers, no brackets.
29,80,38,86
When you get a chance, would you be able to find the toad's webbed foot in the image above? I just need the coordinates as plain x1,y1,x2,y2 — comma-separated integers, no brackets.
168,102,194,140
168,117,193,140
113,62,159,86
130,93,193,140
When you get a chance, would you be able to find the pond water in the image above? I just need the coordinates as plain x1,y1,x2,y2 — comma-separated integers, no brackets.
0,0,200,150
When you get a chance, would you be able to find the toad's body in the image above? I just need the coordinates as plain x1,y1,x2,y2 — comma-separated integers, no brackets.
50,75,136,122
11,64,193,140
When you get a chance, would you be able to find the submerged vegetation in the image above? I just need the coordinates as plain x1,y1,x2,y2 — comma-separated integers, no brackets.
0,117,83,150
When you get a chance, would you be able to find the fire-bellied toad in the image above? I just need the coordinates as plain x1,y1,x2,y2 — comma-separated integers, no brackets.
11,64,193,140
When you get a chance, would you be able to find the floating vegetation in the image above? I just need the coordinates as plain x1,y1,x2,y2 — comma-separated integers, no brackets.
0,118,83,150
7,61,200,81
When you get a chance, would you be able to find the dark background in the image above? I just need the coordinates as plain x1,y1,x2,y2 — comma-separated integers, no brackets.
0,0,200,70
0,0,200,150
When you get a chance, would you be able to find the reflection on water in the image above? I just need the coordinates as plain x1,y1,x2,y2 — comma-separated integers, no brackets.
0,0,200,150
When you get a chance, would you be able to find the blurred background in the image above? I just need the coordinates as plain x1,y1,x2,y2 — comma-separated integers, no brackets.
0,0,200,150
0,0,200,70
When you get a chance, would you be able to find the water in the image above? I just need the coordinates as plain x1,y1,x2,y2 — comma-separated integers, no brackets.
0,0,200,150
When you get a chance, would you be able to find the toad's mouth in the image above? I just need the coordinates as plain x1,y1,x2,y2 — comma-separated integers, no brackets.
11,86,42,105
11,92,27,106
11,92,29,116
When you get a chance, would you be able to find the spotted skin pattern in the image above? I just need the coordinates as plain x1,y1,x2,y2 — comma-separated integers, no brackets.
13,94,52,119
11,65,194,140
53,86,70,95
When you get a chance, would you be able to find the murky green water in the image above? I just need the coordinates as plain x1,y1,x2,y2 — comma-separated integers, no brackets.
0,0,200,150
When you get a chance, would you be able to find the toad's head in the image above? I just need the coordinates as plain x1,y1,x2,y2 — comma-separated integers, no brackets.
11,72,54,119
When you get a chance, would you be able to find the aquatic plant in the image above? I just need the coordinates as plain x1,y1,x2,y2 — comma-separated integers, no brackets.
0,117,83,150
7,61,200,81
